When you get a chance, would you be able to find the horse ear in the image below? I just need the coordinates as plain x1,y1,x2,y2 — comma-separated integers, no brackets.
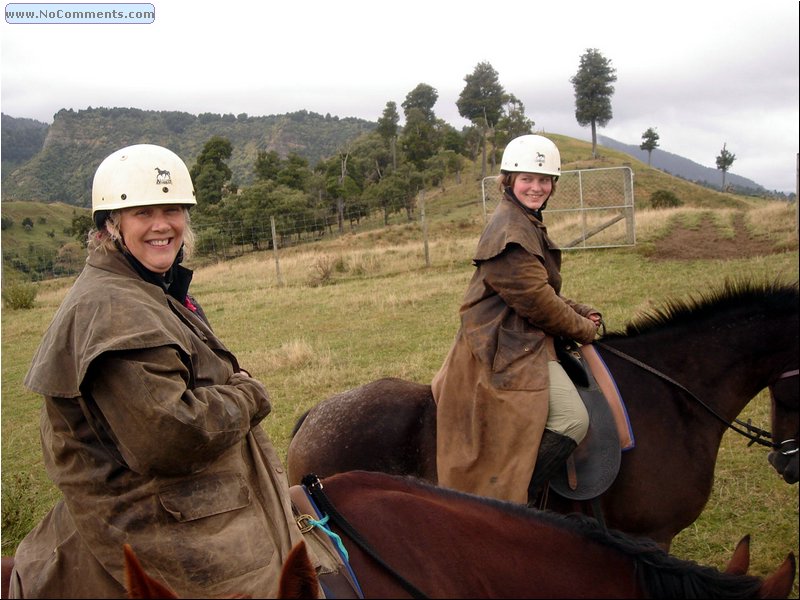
758,552,796,599
724,534,750,575
278,541,319,599
123,544,180,599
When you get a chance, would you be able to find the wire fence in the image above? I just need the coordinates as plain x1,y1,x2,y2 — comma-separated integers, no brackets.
3,167,636,283
481,166,636,249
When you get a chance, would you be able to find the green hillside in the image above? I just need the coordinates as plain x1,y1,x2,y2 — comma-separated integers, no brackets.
1,132,784,284
1,107,375,206
0,201,88,282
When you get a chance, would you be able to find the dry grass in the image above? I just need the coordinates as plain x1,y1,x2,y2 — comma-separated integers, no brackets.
2,192,798,593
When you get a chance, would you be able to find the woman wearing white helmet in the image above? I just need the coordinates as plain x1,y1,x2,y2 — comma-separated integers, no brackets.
432,134,602,505
9,145,324,598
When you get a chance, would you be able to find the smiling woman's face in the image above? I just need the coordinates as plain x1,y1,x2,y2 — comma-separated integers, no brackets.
118,204,186,274
512,172,553,211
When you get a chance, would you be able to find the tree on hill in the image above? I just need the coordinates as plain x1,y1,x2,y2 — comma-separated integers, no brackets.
570,48,617,159
457,61,506,178
401,83,438,122
715,142,736,191
70,212,94,247
495,94,534,166
400,84,440,172
640,127,660,166
277,152,311,191
189,136,233,207
376,101,400,170
400,107,439,171
254,150,282,181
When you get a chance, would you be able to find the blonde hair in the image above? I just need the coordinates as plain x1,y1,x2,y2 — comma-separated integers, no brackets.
87,207,195,260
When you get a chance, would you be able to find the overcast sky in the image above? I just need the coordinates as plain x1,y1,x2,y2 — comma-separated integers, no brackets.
1,0,798,192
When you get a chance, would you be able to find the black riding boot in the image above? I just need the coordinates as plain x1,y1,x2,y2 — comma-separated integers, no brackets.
527,429,577,503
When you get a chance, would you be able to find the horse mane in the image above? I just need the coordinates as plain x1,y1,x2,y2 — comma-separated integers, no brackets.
393,475,766,598
602,278,799,339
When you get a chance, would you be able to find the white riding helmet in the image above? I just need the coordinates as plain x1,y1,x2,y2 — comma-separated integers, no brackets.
91,144,196,216
500,134,561,177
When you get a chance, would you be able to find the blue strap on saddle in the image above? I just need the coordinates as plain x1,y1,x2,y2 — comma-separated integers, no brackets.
306,513,349,561
301,484,365,599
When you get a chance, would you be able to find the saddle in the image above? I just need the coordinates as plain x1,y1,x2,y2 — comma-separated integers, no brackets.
290,484,365,599
549,341,635,500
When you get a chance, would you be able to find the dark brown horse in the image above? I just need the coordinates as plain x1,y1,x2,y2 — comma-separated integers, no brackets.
117,471,797,599
288,280,799,549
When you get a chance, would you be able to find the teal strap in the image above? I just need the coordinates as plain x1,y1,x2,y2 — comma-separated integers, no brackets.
308,513,349,561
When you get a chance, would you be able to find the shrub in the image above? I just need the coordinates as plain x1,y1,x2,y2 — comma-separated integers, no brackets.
2,281,37,309
650,190,683,209
307,254,337,286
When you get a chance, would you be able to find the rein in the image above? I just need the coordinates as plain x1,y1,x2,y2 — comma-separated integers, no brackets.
301,474,429,599
593,341,795,450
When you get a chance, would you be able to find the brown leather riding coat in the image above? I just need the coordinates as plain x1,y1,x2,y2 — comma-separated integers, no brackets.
12,250,313,598
433,195,599,504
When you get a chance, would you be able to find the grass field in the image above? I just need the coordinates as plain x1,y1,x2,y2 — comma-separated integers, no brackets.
2,164,798,594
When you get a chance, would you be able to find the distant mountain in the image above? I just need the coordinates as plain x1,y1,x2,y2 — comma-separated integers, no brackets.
598,135,766,194
1,109,776,208
1,113,49,170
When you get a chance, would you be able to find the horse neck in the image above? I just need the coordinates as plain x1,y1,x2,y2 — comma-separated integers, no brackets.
608,317,778,420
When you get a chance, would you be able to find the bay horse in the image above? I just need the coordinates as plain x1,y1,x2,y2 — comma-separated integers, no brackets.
287,280,799,549
119,471,797,599
296,471,796,598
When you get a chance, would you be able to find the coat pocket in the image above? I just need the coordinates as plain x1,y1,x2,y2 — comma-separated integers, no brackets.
156,471,276,585
159,471,250,521
491,327,548,391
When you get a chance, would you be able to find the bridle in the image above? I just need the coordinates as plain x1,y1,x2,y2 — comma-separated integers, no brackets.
594,342,798,452
768,368,800,457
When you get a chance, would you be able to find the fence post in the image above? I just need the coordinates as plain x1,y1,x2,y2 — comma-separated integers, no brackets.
270,216,283,287
419,190,430,268
624,167,636,245
795,152,798,240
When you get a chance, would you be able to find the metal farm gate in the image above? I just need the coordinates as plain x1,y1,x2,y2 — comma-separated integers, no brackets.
481,166,636,249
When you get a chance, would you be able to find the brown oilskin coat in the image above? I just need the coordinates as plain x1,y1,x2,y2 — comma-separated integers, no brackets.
432,195,599,504
11,250,317,598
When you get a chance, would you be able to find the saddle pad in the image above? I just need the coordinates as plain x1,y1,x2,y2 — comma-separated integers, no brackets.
548,343,634,500
289,484,364,599
580,344,635,450
548,368,621,500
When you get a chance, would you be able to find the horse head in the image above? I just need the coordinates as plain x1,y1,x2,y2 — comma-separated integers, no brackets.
768,368,799,484
724,534,796,599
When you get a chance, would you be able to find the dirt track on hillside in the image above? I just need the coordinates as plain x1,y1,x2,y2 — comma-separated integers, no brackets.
648,214,782,260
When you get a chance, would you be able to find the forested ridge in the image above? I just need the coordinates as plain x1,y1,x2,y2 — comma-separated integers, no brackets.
1,107,376,206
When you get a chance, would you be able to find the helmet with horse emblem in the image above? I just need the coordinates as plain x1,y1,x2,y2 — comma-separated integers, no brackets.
500,134,561,179
91,144,196,227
